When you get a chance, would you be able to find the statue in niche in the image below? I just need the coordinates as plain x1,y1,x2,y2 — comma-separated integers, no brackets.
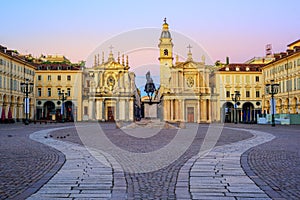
144,71,156,102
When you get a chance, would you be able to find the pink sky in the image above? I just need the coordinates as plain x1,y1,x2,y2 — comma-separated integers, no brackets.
1,0,299,64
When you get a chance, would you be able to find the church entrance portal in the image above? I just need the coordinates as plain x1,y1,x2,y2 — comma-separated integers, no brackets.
187,107,194,122
107,106,115,122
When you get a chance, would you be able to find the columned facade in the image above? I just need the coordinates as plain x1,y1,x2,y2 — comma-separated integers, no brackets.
158,20,212,123
83,50,140,122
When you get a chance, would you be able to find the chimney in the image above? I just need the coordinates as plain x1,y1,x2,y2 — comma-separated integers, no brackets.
226,56,229,65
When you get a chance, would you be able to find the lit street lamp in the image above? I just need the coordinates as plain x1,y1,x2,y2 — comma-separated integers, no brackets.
58,90,68,123
20,79,34,125
231,91,240,124
266,79,279,127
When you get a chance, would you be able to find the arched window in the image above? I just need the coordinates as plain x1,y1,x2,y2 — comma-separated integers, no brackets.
164,49,168,56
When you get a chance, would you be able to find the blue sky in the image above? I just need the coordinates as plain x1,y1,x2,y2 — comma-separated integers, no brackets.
1,0,300,64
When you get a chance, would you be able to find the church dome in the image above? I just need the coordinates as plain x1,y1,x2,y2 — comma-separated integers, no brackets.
161,30,171,38
160,18,172,39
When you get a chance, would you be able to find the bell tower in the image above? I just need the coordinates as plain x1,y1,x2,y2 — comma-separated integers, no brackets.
158,18,173,88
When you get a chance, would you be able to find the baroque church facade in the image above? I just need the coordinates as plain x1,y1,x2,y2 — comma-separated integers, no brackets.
82,19,216,123
157,20,217,123
82,51,140,122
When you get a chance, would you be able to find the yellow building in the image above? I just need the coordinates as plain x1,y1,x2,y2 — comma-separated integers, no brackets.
158,20,215,123
0,45,36,122
34,55,83,121
262,39,300,114
215,63,265,123
83,51,140,121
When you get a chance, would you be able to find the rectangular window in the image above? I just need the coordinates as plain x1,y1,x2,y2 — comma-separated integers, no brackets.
0,76,2,88
246,91,250,98
57,75,61,81
256,91,260,98
48,75,51,81
47,88,51,97
298,78,300,90
67,88,71,96
38,75,42,81
226,91,230,98
84,106,88,115
294,78,297,90
67,75,71,81
38,88,42,97
255,76,259,82
57,88,61,96
286,80,292,92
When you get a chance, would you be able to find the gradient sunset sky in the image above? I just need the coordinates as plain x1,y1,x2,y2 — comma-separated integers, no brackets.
1,0,300,65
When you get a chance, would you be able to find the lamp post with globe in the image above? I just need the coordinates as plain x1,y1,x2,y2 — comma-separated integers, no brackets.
20,79,34,125
265,80,280,127
231,91,240,124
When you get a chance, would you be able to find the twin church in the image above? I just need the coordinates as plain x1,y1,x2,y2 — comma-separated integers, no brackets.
83,19,217,123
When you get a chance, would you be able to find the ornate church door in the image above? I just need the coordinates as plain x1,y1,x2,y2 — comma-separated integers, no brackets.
107,106,115,122
187,107,194,122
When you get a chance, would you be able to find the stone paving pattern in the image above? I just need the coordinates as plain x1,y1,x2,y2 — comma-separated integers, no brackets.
177,128,274,199
241,125,300,200
50,123,253,199
1,123,300,199
28,127,123,200
0,124,66,200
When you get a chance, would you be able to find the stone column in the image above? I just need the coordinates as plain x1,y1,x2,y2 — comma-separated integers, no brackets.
207,99,210,122
170,99,173,121
96,100,100,120
197,99,201,123
116,98,119,121
200,99,207,122
178,100,182,121
129,98,134,121
88,99,94,120
102,100,105,121
182,99,185,122
125,100,129,121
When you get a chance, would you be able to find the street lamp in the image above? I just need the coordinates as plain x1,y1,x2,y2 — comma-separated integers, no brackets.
231,91,240,124
58,90,68,123
20,79,34,125
265,79,279,127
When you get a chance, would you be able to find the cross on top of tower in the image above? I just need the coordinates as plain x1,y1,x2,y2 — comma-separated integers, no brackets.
164,17,167,24
187,44,192,53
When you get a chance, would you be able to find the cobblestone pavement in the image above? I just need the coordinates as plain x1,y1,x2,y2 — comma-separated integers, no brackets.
178,128,274,199
49,123,254,199
0,123,67,200
2,122,300,199
28,126,126,200
240,125,300,200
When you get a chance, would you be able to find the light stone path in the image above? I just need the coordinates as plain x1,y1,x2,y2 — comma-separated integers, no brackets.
176,128,275,200
26,125,275,199
27,127,126,200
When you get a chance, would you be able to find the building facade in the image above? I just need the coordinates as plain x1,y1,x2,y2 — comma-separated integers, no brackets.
0,45,36,122
83,51,140,122
215,63,265,123
262,39,300,115
34,55,83,121
158,20,216,123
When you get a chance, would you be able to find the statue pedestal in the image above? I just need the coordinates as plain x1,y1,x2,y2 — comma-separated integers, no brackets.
143,100,160,119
